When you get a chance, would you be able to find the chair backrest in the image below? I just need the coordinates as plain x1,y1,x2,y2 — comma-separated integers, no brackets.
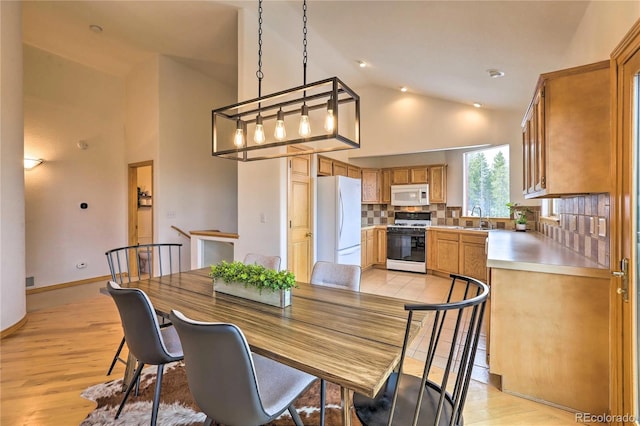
243,253,281,271
310,261,361,291
385,274,489,426
106,281,178,365
169,310,272,426
105,243,182,283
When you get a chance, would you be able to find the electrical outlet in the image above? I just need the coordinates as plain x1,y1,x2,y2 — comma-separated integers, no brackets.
589,217,596,234
598,217,607,237
260,213,267,223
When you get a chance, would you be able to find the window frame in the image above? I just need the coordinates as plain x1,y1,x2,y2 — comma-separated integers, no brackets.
462,144,511,219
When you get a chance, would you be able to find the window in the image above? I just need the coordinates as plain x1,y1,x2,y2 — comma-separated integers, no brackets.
541,198,560,219
463,145,510,218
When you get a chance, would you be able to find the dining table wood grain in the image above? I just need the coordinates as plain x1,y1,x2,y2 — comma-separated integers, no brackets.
117,267,429,425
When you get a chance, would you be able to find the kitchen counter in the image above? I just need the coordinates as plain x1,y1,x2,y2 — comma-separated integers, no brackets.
487,230,609,278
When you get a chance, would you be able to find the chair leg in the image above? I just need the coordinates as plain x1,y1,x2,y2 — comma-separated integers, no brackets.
288,403,304,426
107,336,126,375
320,379,326,426
115,362,145,419
150,364,165,426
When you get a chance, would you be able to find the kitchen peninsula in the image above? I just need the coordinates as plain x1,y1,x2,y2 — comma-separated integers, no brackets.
486,230,609,414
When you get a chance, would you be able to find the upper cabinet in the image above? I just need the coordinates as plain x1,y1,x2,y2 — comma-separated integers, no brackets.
317,155,361,179
522,60,610,198
429,164,447,204
362,168,381,204
391,167,428,185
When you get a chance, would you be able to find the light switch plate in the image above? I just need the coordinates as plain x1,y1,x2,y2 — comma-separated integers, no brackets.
598,217,607,237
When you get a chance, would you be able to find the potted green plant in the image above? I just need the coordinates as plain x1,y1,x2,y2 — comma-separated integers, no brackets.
506,202,531,231
209,261,296,308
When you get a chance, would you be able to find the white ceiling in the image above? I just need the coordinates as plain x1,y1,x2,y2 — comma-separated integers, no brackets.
22,1,596,112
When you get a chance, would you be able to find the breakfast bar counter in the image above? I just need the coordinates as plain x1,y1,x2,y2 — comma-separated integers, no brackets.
486,229,610,414
487,230,609,278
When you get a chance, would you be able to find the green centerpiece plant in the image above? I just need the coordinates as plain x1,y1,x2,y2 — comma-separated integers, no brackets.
209,261,296,307
506,202,532,231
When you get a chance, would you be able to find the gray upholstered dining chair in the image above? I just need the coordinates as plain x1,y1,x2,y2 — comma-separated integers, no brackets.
106,281,184,426
104,243,182,376
310,261,361,292
243,252,281,270
353,274,489,426
169,309,316,426
309,260,362,425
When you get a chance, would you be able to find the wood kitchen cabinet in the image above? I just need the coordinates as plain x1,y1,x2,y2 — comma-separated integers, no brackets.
361,169,381,204
391,167,428,185
380,169,391,204
459,233,488,282
431,230,460,275
361,228,375,270
522,60,610,198
317,155,361,179
374,227,387,266
428,165,447,204
428,229,488,281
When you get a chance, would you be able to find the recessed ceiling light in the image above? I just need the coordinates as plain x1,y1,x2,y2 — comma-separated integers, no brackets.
357,60,367,68
400,86,408,92
89,24,103,33
487,69,505,78
473,102,482,108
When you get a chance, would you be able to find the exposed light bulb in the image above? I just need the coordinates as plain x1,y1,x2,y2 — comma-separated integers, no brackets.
274,109,286,140
233,119,245,147
324,99,335,132
299,104,311,137
253,115,265,144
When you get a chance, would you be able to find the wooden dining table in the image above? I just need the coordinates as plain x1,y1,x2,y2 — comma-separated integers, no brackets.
115,267,429,426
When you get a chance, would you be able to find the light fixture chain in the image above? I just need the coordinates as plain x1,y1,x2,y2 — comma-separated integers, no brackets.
256,0,263,98
302,0,307,85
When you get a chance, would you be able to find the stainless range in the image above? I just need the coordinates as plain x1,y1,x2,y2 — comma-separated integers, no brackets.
386,211,431,273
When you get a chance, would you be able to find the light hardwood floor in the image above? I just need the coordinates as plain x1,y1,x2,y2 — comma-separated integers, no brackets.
0,268,599,425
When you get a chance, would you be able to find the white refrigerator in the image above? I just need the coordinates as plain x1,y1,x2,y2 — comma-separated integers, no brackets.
317,175,362,266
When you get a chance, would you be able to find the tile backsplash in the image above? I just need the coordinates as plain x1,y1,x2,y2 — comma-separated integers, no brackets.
539,193,610,267
362,194,609,267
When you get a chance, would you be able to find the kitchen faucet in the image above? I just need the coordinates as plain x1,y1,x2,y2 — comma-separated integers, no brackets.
471,206,488,229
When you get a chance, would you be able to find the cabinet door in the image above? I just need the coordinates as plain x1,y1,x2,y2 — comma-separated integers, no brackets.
533,87,546,192
459,234,488,282
318,156,333,176
333,161,348,177
428,165,447,204
380,170,391,204
361,169,380,203
347,165,361,179
360,230,367,267
374,228,387,265
410,167,428,183
391,168,410,185
435,231,459,274
366,229,375,267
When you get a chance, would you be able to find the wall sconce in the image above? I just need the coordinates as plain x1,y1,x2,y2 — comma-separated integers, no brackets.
24,158,44,170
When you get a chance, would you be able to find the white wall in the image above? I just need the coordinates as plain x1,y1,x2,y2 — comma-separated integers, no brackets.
23,45,127,288
1,1,27,331
157,56,238,267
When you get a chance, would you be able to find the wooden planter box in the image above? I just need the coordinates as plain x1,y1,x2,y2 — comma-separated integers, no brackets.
214,280,291,308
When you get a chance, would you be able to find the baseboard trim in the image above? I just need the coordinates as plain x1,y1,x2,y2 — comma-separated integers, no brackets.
1,315,28,339
26,275,111,295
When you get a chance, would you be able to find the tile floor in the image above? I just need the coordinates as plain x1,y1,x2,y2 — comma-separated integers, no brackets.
359,267,490,384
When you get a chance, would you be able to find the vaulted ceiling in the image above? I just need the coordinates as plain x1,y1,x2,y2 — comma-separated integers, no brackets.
22,1,600,112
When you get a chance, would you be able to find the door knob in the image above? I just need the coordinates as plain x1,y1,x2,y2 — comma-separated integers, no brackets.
306,232,313,237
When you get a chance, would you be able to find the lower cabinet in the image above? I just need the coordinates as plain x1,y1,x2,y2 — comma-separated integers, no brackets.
361,228,375,270
429,229,488,281
374,227,387,266
362,227,387,270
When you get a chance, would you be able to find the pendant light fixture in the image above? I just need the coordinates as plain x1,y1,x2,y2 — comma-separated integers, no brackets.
212,0,360,162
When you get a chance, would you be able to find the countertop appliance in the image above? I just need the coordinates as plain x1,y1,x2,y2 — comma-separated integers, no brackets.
391,184,430,206
386,211,431,273
317,175,362,266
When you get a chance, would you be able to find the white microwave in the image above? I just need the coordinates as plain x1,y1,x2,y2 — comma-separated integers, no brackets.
391,184,430,206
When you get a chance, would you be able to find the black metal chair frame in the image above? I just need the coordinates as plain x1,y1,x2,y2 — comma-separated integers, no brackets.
105,243,182,376
354,274,489,426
